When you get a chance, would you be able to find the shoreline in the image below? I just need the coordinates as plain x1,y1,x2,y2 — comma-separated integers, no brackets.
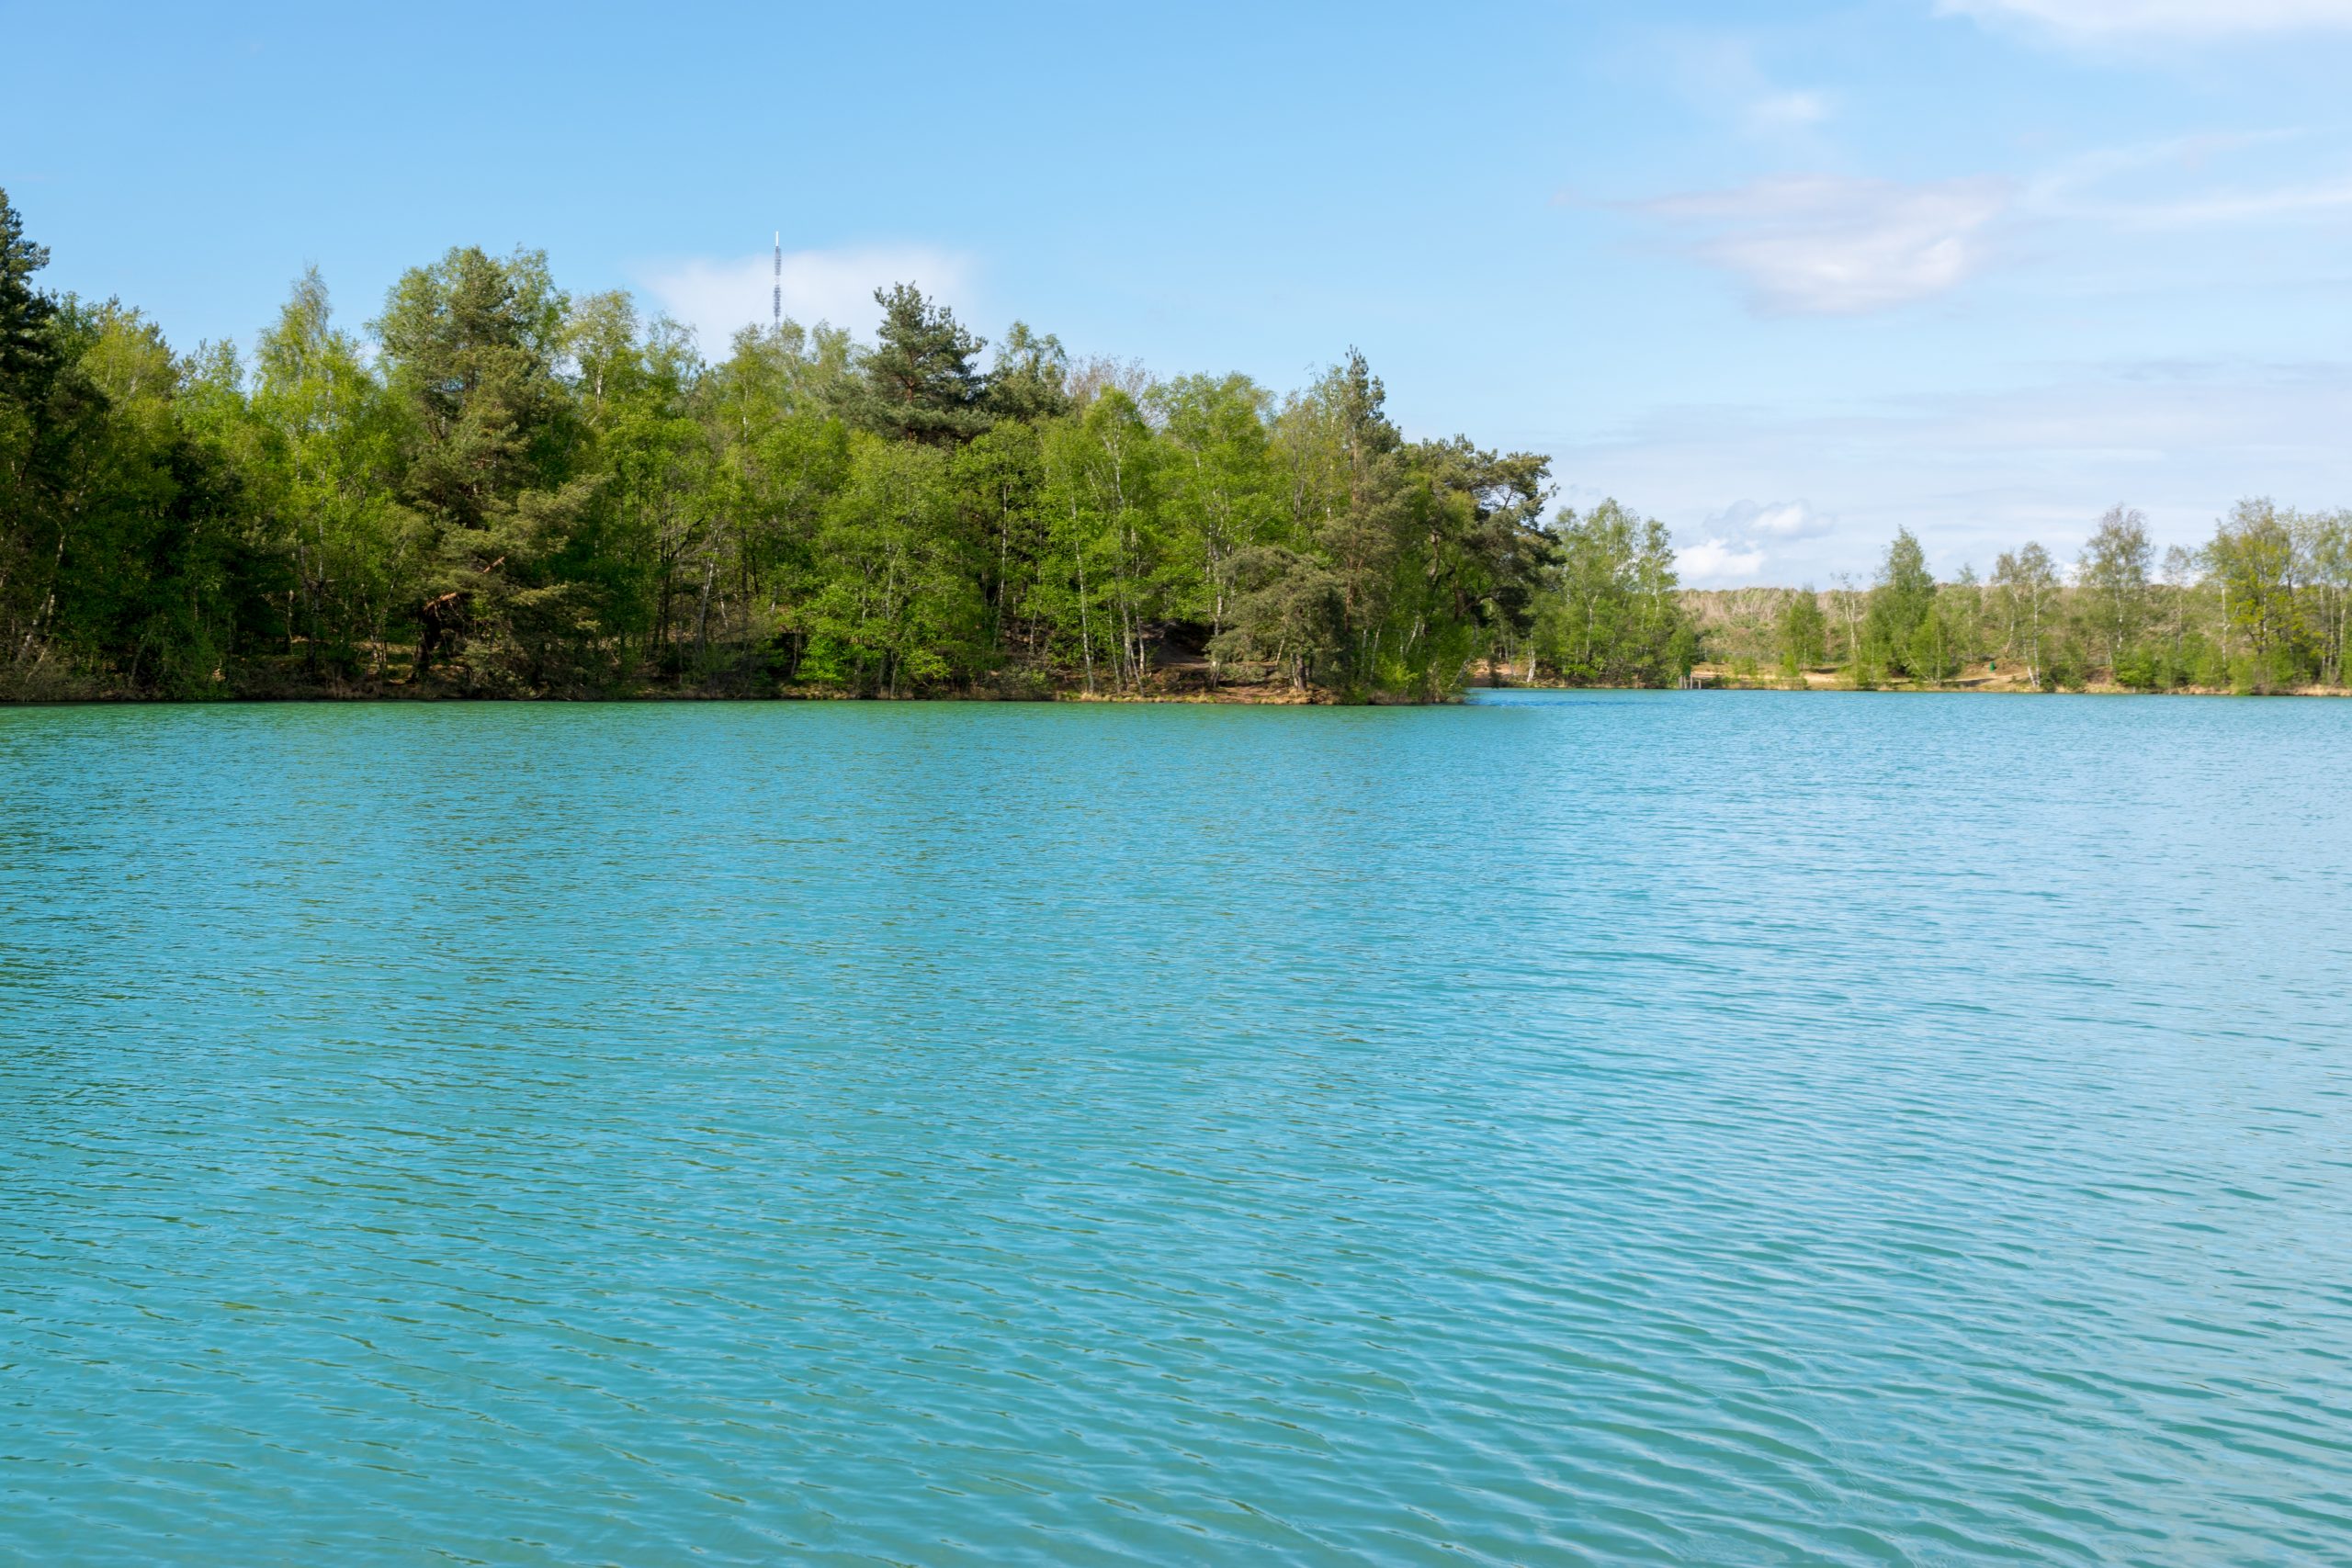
9,680,2350,707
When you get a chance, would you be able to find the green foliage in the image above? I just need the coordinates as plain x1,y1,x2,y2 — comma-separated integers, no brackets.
374,245,597,689
0,257,256,697
1903,591,1961,684
805,435,982,694
1992,542,2061,687
1777,588,1826,677
2204,499,2309,693
246,268,416,677
1864,528,1937,674
1204,353,1555,700
2077,505,2151,671
0,186,60,393
2111,641,2164,692
987,322,1070,424
1152,372,1281,641
850,284,993,446
1529,500,1692,688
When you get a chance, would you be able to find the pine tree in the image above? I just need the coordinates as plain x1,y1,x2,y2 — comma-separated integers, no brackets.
850,284,992,445
0,187,60,396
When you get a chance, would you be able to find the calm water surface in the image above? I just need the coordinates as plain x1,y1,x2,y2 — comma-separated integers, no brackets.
3,694,2347,1566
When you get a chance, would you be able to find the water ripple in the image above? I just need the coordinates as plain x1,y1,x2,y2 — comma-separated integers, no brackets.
2,694,2348,1565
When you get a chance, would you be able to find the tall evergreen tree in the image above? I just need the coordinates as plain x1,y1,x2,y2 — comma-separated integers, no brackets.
851,284,992,445
374,246,596,687
0,187,59,396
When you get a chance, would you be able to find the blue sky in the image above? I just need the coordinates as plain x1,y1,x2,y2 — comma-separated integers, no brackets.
6,0,2351,583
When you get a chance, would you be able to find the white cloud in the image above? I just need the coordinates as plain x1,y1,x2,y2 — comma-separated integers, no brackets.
1939,0,2352,39
1679,538,1770,583
1671,500,1833,585
636,244,973,355
1637,175,2011,314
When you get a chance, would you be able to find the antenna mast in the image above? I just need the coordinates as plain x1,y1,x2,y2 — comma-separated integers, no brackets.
773,231,782,332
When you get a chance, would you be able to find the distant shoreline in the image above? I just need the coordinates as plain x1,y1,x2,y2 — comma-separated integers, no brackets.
1477,682,2352,699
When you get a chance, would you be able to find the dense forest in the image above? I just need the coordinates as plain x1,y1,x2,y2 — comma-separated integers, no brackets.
5,189,2345,703
0,190,1699,703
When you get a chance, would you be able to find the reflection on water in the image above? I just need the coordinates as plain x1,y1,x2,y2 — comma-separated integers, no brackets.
3,695,2348,1564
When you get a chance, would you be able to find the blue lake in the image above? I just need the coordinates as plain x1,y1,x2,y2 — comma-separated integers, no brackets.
3,694,2347,1565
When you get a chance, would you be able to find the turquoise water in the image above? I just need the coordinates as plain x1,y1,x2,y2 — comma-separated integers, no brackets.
3,694,2347,1566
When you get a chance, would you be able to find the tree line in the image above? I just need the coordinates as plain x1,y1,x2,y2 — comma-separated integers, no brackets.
14,191,2333,703
0,190,1699,703
1693,507,2352,694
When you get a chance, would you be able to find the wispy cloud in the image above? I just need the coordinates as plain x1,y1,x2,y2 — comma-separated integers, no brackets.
1622,127,2352,314
1661,33,1835,140
636,244,972,355
2023,130,2293,201
2019,130,2352,227
1714,499,1835,540
2063,173,2352,225
1939,0,2352,40
1634,175,2012,313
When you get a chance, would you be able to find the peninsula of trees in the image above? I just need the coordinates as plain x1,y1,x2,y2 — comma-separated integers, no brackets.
1,193,1689,703
4,190,2345,703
